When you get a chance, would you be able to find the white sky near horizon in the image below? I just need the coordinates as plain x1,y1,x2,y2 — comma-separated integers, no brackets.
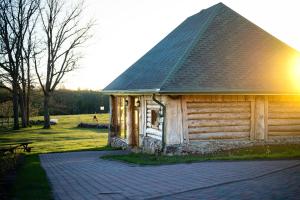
61,0,300,91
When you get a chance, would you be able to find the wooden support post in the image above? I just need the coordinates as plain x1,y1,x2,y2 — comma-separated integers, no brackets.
250,100,255,140
126,96,134,146
165,96,183,145
264,96,269,140
139,96,145,147
254,96,266,140
181,96,189,144
108,95,118,145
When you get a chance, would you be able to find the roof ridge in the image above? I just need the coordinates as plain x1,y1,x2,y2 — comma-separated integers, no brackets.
159,3,223,90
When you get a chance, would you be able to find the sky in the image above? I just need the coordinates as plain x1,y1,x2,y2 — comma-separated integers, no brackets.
62,0,300,90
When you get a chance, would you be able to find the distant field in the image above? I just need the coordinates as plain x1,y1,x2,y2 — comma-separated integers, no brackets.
0,114,109,154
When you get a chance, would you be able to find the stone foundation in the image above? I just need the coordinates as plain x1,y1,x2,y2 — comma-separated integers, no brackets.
187,140,254,154
142,136,162,154
111,136,300,155
166,137,300,155
110,137,128,149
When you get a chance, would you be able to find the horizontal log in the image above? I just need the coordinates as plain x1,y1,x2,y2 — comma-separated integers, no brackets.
188,132,249,140
269,103,300,109
146,99,156,105
146,134,162,140
269,102,300,108
184,96,214,102
187,102,250,109
268,131,300,137
146,128,162,136
184,95,254,102
188,125,250,134
146,105,160,109
268,119,300,126
187,107,250,114
159,124,162,130
268,125,300,132
146,100,163,106
147,120,161,124
268,96,300,102
188,119,250,127
188,113,250,120
268,108,300,113
268,112,300,119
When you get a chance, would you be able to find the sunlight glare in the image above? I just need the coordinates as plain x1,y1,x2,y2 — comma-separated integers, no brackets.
290,55,300,91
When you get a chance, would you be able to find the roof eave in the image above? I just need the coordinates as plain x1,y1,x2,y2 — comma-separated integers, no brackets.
101,89,160,95
102,89,300,96
159,90,300,95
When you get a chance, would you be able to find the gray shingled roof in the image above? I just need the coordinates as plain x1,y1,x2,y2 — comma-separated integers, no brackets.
103,2,300,94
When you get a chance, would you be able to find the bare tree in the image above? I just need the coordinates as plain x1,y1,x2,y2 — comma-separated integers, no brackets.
21,8,40,126
36,0,93,128
0,0,40,129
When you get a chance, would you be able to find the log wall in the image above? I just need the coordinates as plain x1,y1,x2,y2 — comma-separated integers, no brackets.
110,94,300,153
268,96,300,138
183,96,252,141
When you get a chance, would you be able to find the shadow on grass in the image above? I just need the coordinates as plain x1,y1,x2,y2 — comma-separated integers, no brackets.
46,146,122,154
10,154,52,200
0,137,16,143
0,126,108,135
67,127,108,133
0,126,44,134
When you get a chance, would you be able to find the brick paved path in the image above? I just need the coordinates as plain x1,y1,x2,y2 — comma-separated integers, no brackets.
40,151,300,200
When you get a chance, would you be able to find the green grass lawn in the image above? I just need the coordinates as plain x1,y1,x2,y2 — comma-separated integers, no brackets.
0,114,109,154
102,144,300,165
0,113,110,200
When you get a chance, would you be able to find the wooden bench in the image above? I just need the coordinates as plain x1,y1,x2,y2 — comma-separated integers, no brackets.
17,142,33,152
1,142,33,153
0,146,18,155
0,145,19,166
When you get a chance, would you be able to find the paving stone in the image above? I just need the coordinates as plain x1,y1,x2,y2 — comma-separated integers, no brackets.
40,151,300,200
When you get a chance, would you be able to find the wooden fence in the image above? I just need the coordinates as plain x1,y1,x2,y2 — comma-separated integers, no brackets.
0,117,14,128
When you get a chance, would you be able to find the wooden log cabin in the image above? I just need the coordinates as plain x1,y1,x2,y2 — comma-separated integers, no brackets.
102,3,300,154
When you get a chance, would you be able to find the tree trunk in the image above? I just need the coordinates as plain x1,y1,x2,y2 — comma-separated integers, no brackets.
26,89,30,126
12,81,19,130
19,91,27,128
43,94,51,129
26,72,30,126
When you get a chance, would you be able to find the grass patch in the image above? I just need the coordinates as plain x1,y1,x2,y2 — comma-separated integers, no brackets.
102,144,300,165
10,154,52,200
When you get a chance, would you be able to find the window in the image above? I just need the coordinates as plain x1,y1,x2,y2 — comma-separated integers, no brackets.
151,109,160,129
